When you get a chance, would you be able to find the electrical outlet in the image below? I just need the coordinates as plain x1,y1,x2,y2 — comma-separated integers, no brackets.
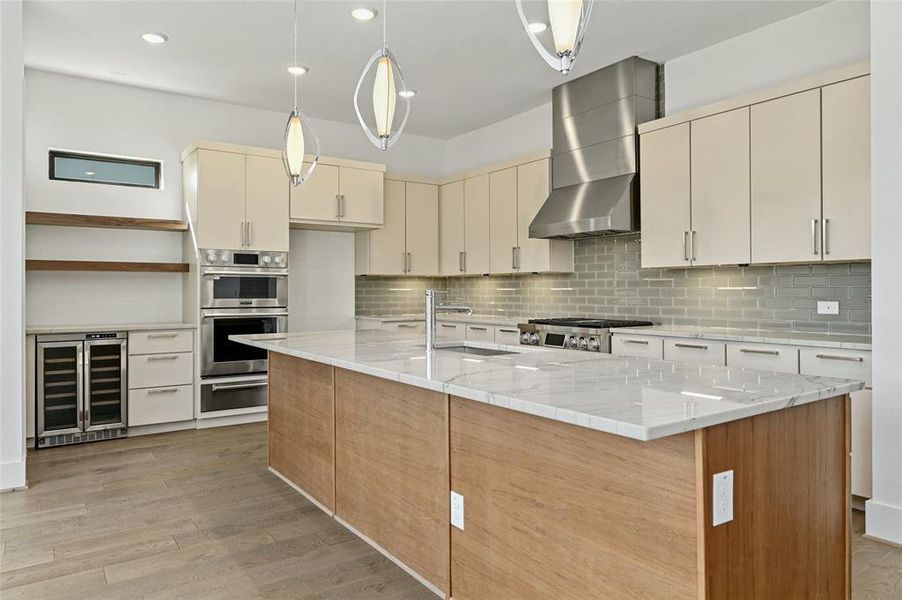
712,470,734,527
450,491,465,530
817,301,840,315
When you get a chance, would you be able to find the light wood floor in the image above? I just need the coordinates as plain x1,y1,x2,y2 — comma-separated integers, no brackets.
1,423,900,599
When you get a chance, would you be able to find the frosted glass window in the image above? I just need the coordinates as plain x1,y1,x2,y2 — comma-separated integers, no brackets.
49,151,160,189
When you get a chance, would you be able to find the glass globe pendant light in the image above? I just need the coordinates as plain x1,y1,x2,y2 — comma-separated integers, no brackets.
516,0,595,75
282,0,319,186
354,0,411,151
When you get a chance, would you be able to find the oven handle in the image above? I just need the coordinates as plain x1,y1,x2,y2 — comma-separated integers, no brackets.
210,381,269,392
201,311,288,319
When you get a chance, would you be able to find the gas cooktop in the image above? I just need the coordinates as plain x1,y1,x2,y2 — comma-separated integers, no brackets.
518,318,655,352
528,318,655,329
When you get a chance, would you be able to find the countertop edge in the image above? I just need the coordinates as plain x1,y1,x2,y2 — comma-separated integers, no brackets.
27,322,197,335
614,327,872,351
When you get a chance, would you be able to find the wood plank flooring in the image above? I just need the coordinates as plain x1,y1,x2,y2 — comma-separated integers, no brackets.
0,423,434,600
1,422,899,599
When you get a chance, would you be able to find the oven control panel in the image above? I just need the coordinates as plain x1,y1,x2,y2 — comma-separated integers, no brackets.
200,249,287,268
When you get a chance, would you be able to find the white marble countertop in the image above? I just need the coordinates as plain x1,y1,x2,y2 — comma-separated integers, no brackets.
614,325,871,351
27,322,196,335
232,330,863,441
356,314,527,327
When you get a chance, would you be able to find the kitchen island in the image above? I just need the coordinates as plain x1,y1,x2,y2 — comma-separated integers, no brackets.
233,330,864,599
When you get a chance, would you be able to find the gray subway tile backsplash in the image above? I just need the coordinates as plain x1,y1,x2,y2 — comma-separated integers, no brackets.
355,234,870,334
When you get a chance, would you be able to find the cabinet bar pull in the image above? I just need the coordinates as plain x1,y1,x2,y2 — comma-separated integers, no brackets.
211,381,267,392
407,252,412,273
147,387,179,394
240,222,245,247
675,343,708,350
811,219,819,254
498,329,518,333
469,326,487,331
340,194,346,218
463,251,467,272
441,324,457,329
815,353,863,362
691,230,697,261
147,354,179,361
739,348,779,355
397,324,418,329
247,222,253,246
335,195,341,218
822,218,829,255
147,333,178,338
683,231,689,261
458,251,465,272
512,247,517,270
624,339,649,345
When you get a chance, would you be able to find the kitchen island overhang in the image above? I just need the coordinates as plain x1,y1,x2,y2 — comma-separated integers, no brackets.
233,330,863,599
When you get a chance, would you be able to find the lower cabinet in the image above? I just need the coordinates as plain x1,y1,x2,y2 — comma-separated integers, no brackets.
726,342,799,373
128,386,194,427
437,322,467,341
127,329,195,427
663,338,726,366
493,326,521,346
611,334,664,359
465,324,494,342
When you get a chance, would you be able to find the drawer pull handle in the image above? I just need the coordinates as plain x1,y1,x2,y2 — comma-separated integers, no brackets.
815,354,864,363
211,382,268,392
498,329,518,333
623,339,649,345
739,348,779,356
675,343,708,350
397,324,419,329
441,324,457,329
147,387,179,395
147,333,179,339
469,326,487,331
147,355,179,361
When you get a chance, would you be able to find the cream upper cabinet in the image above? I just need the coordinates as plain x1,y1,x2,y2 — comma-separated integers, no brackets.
751,89,822,263
464,174,491,274
690,108,750,266
822,75,870,261
516,159,573,273
489,167,518,274
196,149,246,250
290,163,340,222
405,182,439,276
440,181,465,275
640,123,691,268
362,179,406,275
340,167,384,225
245,155,289,251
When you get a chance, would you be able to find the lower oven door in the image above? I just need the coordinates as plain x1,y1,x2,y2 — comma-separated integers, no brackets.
200,309,288,377
200,375,268,414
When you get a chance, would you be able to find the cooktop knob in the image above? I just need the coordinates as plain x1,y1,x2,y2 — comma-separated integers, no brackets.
577,337,588,350
528,332,539,345
587,337,600,351
520,332,530,345
567,336,579,349
205,250,217,263
274,255,284,265
262,255,273,265
219,251,230,263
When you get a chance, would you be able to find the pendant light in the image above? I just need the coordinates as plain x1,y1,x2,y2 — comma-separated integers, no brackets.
282,0,319,186
354,0,411,151
516,0,594,75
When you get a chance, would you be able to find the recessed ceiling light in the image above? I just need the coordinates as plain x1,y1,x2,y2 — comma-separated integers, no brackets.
141,32,169,44
287,65,308,76
398,89,416,98
528,22,547,33
350,7,376,21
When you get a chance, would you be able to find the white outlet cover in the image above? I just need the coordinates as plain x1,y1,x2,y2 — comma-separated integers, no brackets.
712,470,734,527
450,491,465,530
817,301,840,315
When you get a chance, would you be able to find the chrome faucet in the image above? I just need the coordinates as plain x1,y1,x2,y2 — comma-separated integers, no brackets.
425,289,472,350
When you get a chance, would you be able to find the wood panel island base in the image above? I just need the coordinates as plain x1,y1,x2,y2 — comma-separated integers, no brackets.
262,350,852,600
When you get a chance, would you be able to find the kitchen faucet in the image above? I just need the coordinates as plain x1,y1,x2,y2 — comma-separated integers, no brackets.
425,289,472,350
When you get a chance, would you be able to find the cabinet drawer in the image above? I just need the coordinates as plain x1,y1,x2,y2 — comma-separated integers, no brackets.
799,348,871,386
465,324,494,342
128,384,194,426
727,342,799,373
664,338,726,366
129,330,193,355
494,326,521,346
611,335,664,359
436,322,467,341
383,321,424,333
129,353,193,389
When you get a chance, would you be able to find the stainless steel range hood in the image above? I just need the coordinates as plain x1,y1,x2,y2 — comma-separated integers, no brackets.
529,56,659,239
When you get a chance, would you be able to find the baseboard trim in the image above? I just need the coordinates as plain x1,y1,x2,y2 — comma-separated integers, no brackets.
195,412,267,429
865,498,902,546
0,459,27,492
129,420,196,437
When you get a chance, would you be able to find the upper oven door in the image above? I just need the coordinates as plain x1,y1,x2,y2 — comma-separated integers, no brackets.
200,308,288,377
201,269,288,309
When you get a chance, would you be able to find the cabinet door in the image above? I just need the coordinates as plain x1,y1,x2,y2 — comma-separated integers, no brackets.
366,179,406,275
440,181,465,275
639,124,691,268
245,155,289,251
290,163,340,222
196,149,246,250
340,167,384,225
464,174,491,274
751,89,821,263
690,108,751,265
489,167,518,274
822,75,870,261
517,159,550,272
405,182,439,276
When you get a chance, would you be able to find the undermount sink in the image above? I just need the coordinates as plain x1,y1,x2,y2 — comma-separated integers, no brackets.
434,344,519,357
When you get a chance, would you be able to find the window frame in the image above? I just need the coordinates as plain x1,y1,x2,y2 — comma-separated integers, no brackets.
48,149,162,189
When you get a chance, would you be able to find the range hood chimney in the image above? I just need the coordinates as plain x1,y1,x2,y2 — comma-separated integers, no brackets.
529,56,659,239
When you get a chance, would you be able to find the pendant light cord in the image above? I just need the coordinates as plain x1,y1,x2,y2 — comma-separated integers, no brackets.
382,0,387,50
293,0,298,110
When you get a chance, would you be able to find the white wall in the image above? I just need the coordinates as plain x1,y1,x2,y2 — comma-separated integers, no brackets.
288,230,355,332
1,0,27,490
866,0,902,546
24,70,447,327
664,1,870,114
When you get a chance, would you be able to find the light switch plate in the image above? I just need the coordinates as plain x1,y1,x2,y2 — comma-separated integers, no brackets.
817,301,840,315
712,470,734,527
450,491,465,530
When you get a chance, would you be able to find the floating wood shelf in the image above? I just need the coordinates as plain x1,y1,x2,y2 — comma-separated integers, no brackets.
26,260,189,273
26,211,188,232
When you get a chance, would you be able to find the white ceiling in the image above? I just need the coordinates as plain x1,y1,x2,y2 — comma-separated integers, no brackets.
24,0,827,139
